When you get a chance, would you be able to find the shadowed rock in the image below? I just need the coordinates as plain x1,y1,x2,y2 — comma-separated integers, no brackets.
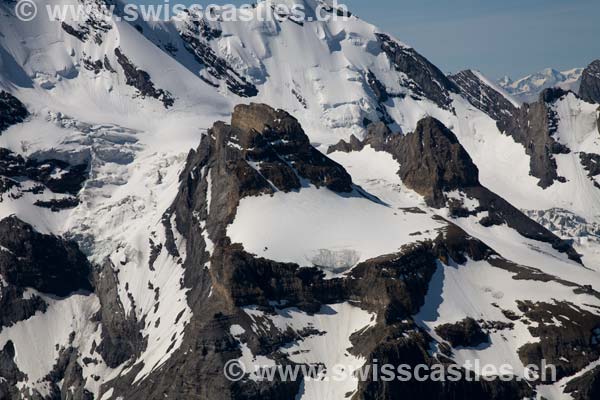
93,260,147,368
579,60,600,104
450,69,520,121
435,318,490,348
0,91,28,134
0,216,92,296
328,117,581,262
452,72,572,188
376,33,459,109
565,365,600,400
114,48,174,108
396,117,480,207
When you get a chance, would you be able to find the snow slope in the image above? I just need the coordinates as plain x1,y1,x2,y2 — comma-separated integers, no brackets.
1,0,600,399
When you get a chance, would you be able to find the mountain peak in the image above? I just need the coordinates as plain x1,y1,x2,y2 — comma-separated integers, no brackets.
498,66,583,103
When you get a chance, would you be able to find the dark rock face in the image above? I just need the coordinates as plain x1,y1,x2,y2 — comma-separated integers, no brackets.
62,22,88,42
580,152,600,178
517,301,600,381
565,365,600,400
365,70,396,125
452,71,571,188
351,227,532,400
450,70,519,121
579,60,600,104
332,118,480,208
29,159,88,195
114,48,175,108
0,216,92,296
180,30,258,98
93,261,147,368
0,147,88,197
395,117,480,207
0,284,47,331
59,0,111,45
34,197,80,212
230,104,354,193
376,33,459,110
44,344,94,400
354,333,530,400
61,18,110,45
333,119,480,208
0,91,28,133
435,318,489,348
0,341,26,399
497,88,570,188
82,54,114,75
328,118,581,262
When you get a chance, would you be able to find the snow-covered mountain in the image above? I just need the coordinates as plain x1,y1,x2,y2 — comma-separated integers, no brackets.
498,67,584,104
1,0,600,399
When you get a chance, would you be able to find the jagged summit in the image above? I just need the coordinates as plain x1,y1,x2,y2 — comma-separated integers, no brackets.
579,59,600,104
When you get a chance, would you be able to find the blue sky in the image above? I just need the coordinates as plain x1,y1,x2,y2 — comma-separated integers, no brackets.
136,0,600,79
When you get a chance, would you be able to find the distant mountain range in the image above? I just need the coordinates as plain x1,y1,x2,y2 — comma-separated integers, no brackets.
498,67,584,103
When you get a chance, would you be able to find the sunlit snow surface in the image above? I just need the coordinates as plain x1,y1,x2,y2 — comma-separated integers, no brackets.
228,184,443,274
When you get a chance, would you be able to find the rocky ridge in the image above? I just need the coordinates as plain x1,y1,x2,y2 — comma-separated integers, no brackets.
579,60,600,104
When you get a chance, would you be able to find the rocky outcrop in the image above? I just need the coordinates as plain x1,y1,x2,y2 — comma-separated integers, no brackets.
435,318,490,348
496,88,570,188
395,117,480,207
450,70,520,121
0,91,28,134
44,340,93,400
565,365,600,400
95,105,545,400
0,216,92,296
452,72,571,188
517,300,600,381
93,261,147,368
365,70,395,125
0,341,26,399
580,152,600,179
354,328,530,400
114,48,175,108
180,24,258,97
0,285,47,331
329,118,581,262
376,33,459,110
334,119,478,207
0,147,88,202
60,0,111,45
579,60,600,104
